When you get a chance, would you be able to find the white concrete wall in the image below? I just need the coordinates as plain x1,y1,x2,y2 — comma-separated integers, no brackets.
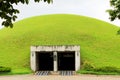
30,45,80,72
75,50,80,71
31,45,80,51
30,51,37,71
53,51,57,72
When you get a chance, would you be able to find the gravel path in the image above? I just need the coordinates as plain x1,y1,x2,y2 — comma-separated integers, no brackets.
0,74,120,80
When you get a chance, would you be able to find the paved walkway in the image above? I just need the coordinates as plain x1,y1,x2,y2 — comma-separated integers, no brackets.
0,74,120,80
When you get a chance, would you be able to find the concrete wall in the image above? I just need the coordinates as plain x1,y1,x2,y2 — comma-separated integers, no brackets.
30,45,80,72
30,51,37,71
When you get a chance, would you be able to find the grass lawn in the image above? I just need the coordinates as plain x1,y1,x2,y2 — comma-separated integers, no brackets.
0,14,120,74
78,70,120,75
0,68,31,75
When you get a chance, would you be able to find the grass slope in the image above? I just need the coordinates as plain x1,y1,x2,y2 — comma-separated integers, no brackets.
0,14,120,74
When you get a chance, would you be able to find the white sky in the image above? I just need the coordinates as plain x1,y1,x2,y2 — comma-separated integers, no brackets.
0,0,120,29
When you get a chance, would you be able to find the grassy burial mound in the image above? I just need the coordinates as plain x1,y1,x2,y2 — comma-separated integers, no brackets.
0,14,120,74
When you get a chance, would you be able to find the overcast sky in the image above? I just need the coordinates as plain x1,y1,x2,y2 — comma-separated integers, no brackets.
0,0,120,29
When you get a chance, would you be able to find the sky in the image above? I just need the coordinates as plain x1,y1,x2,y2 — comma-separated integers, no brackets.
0,0,120,28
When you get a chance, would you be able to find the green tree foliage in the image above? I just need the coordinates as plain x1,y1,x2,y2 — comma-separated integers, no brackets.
107,0,120,21
0,0,52,28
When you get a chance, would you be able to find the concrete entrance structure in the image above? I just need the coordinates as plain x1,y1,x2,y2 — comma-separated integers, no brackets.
30,45,80,72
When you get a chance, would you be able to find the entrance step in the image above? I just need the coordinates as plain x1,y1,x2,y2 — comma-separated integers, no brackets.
59,71,74,76
35,71,50,76
50,71,59,75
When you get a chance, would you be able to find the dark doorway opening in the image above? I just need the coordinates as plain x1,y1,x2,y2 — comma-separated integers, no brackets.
36,52,53,71
57,51,75,71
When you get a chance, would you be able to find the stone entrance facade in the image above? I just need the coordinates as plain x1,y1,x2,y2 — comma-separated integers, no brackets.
30,45,80,72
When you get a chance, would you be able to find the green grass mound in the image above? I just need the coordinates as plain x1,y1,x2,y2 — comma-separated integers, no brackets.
0,14,120,74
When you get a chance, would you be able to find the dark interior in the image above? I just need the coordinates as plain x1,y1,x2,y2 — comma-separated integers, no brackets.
57,51,75,71
36,51,53,71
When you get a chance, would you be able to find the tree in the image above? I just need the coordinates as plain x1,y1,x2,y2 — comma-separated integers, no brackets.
107,0,120,21
107,0,120,34
0,0,52,28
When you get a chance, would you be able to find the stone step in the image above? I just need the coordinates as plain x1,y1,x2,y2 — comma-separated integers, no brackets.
35,71,50,76
59,71,74,76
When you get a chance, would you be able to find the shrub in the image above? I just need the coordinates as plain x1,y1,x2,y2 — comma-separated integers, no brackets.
94,66,120,73
0,66,11,72
82,61,95,71
117,29,120,35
